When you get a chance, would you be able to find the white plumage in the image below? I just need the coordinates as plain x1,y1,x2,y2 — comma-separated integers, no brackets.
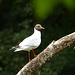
14,28,41,52
10,24,44,62
11,24,44,52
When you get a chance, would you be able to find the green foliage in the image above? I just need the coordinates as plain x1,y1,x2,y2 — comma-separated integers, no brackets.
33,0,75,20
0,0,75,75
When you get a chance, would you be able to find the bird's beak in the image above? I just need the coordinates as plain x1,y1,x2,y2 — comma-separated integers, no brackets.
41,27,45,29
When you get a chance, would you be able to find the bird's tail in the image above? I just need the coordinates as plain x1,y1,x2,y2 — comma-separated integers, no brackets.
14,49,22,52
9,46,16,50
9,45,22,52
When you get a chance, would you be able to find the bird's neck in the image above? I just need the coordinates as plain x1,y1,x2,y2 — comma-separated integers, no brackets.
33,28,41,37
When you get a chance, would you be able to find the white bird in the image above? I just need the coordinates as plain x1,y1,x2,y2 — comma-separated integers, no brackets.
10,24,45,62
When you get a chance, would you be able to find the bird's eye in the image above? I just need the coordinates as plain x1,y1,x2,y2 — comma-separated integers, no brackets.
38,26,40,28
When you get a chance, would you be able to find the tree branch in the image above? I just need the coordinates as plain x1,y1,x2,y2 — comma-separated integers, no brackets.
17,32,75,75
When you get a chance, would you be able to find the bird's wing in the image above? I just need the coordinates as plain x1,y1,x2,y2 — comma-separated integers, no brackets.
19,35,41,47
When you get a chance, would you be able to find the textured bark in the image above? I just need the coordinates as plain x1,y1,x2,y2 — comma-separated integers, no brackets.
17,32,75,75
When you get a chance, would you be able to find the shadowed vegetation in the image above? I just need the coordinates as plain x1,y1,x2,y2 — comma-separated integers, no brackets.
0,0,75,75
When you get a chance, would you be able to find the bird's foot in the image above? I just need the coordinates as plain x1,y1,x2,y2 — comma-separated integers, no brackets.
29,54,38,62
34,55,37,58
29,59,32,62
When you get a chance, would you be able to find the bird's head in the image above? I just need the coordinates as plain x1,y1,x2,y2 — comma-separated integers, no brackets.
35,24,45,31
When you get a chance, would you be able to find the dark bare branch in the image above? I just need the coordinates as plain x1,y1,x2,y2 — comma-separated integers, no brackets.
17,32,75,75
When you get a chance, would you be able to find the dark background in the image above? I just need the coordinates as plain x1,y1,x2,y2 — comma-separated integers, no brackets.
0,0,75,75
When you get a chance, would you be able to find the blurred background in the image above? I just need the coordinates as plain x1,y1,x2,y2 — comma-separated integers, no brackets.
0,0,75,75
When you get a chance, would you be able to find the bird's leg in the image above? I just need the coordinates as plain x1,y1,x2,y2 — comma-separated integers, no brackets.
32,49,37,57
28,52,31,62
